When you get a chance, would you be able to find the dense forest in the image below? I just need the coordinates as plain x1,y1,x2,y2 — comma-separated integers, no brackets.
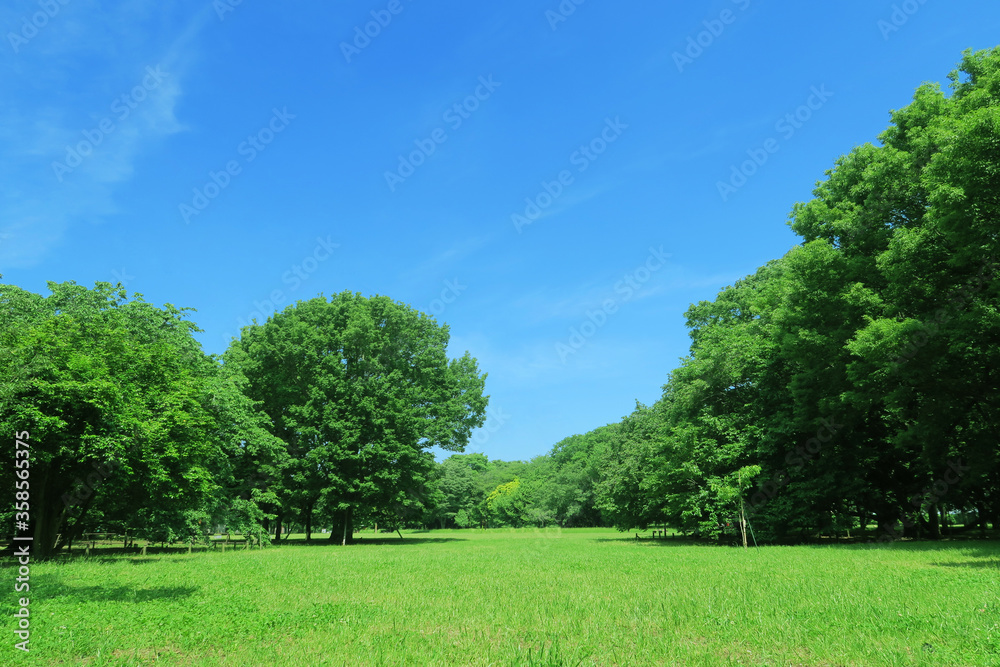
4,47,1000,556
592,46,1000,544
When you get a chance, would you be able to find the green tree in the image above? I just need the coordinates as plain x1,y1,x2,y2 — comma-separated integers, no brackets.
0,282,275,558
484,478,527,527
432,452,489,528
230,291,488,544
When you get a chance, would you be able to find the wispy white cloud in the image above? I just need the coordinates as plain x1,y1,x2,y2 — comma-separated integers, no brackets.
0,1,210,270
509,259,685,325
512,182,613,230
402,231,499,283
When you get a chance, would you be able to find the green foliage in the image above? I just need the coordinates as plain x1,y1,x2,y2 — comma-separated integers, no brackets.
226,494,272,547
0,281,269,557
595,47,1000,544
427,423,618,530
229,291,489,542
485,478,526,527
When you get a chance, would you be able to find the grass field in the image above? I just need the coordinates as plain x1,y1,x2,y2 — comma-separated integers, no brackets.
3,528,1000,666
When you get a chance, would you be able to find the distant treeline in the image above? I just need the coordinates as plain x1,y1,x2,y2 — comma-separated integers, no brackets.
4,48,1000,554
437,47,1000,544
577,47,1000,543
422,426,615,530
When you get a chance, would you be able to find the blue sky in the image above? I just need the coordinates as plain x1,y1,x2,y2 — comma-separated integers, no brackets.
3,1,999,463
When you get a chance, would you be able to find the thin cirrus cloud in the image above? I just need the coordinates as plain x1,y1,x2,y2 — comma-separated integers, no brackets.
0,1,207,270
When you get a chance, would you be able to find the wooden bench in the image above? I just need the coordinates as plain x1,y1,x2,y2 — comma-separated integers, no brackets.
634,528,672,540
210,535,250,551
76,533,130,554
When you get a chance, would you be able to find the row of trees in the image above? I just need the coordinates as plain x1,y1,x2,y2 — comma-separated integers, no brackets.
1,286,488,558
421,425,615,529
5,47,998,553
424,48,1000,545
593,47,1000,543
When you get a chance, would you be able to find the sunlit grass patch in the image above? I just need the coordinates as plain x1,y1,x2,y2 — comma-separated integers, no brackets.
3,529,999,665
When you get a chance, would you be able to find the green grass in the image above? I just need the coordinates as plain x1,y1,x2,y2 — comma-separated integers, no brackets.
4,528,1000,665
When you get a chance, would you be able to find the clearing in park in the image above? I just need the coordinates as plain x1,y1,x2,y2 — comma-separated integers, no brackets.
4,528,999,666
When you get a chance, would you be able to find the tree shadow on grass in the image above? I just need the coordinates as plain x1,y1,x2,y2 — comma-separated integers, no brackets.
48,547,220,562
274,536,468,547
84,557,196,565
32,573,198,604
593,535,703,547
929,559,1000,569
800,539,1000,555
592,535,1000,557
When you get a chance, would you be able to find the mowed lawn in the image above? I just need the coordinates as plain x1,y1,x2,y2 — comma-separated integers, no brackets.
3,529,1000,666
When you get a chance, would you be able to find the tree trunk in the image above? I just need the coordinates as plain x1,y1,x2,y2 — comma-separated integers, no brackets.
341,506,351,546
875,507,898,541
739,499,747,549
32,472,68,561
305,501,313,542
928,503,941,539
274,509,283,542
61,490,98,554
329,507,355,544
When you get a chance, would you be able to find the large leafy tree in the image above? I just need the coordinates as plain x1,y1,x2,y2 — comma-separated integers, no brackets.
796,47,1000,536
598,46,1000,543
595,402,669,532
230,291,488,544
0,282,279,558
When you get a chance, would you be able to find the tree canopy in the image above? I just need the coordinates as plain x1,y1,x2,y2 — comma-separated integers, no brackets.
227,291,489,544
593,47,1000,543
0,281,283,558
4,48,999,553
